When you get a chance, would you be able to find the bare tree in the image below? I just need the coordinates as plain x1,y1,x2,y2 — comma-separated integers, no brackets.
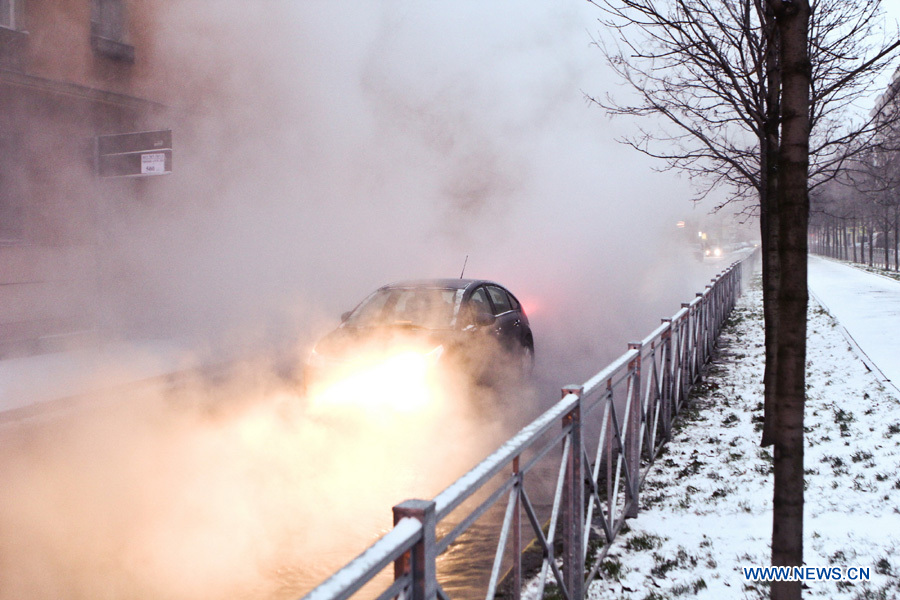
588,0,898,449
587,1,899,597
589,0,898,201
808,180,866,262
818,87,900,270
813,141,900,271
766,2,810,597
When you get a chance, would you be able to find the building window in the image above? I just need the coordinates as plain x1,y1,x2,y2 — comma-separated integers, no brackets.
91,0,134,63
0,130,25,245
0,0,27,71
91,0,124,40
0,0,23,30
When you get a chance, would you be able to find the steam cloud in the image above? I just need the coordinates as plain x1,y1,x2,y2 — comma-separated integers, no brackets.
0,2,753,598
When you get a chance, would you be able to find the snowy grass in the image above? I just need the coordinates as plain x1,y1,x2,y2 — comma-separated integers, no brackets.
856,264,900,284
584,276,900,600
816,255,900,284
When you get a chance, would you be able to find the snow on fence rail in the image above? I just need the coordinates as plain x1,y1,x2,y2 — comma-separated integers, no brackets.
303,251,758,600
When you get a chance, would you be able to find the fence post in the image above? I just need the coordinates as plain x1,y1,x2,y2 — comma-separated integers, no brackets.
680,302,693,396
695,291,707,366
393,499,437,600
605,379,615,536
705,284,715,359
561,385,584,600
512,455,522,600
660,319,674,442
625,343,642,519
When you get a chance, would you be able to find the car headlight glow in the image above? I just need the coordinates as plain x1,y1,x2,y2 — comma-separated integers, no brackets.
307,346,445,417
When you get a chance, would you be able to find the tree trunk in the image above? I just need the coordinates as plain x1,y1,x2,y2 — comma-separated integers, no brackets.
760,0,781,448
842,221,848,260
760,178,780,446
769,1,810,599
885,216,892,270
834,219,844,259
869,224,874,266
894,205,900,271
887,223,892,271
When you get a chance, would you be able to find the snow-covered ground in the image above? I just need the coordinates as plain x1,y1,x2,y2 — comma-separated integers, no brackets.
585,269,900,600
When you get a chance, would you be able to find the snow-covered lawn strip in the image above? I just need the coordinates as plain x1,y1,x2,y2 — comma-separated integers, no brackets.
815,254,900,284
581,277,900,600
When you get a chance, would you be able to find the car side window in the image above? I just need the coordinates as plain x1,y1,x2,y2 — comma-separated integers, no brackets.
506,292,521,311
469,287,492,316
459,287,493,327
486,286,512,315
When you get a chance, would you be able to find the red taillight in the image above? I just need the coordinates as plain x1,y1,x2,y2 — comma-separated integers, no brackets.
519,298,539,316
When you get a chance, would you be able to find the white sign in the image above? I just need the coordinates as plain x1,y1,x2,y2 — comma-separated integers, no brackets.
141,153,166,175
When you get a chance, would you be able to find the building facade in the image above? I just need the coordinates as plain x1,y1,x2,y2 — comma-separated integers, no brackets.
0,0,165,356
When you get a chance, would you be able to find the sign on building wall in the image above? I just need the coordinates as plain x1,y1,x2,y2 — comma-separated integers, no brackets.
96,129,172,177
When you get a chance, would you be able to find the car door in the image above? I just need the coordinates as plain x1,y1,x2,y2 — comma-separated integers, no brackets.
484,285,521,350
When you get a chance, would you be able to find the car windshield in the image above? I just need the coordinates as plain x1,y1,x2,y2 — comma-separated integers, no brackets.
345,287,461,329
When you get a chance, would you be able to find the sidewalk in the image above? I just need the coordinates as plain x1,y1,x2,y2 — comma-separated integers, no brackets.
584,269,900,600
808,255,900,394
0,340,202,419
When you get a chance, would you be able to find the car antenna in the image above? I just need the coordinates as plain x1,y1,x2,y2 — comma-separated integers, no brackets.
459,255,469,279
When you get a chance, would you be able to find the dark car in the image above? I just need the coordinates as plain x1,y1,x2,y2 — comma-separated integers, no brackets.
305,279,534,392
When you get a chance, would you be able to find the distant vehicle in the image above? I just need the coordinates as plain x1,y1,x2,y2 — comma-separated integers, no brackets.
704,244,723,258
699,240,724,260
304,279,534,392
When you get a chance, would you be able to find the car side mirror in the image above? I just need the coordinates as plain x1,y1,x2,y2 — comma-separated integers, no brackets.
340,311,352,322
475,313,496,326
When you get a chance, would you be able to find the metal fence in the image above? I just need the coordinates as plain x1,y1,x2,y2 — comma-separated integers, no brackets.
303,251,757,600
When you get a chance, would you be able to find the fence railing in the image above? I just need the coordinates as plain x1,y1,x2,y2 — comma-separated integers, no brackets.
303,250,758,600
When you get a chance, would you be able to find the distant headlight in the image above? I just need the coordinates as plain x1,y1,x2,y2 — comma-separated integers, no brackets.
713,247,722,257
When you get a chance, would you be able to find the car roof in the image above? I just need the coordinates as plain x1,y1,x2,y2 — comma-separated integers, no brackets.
380,278,504,292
